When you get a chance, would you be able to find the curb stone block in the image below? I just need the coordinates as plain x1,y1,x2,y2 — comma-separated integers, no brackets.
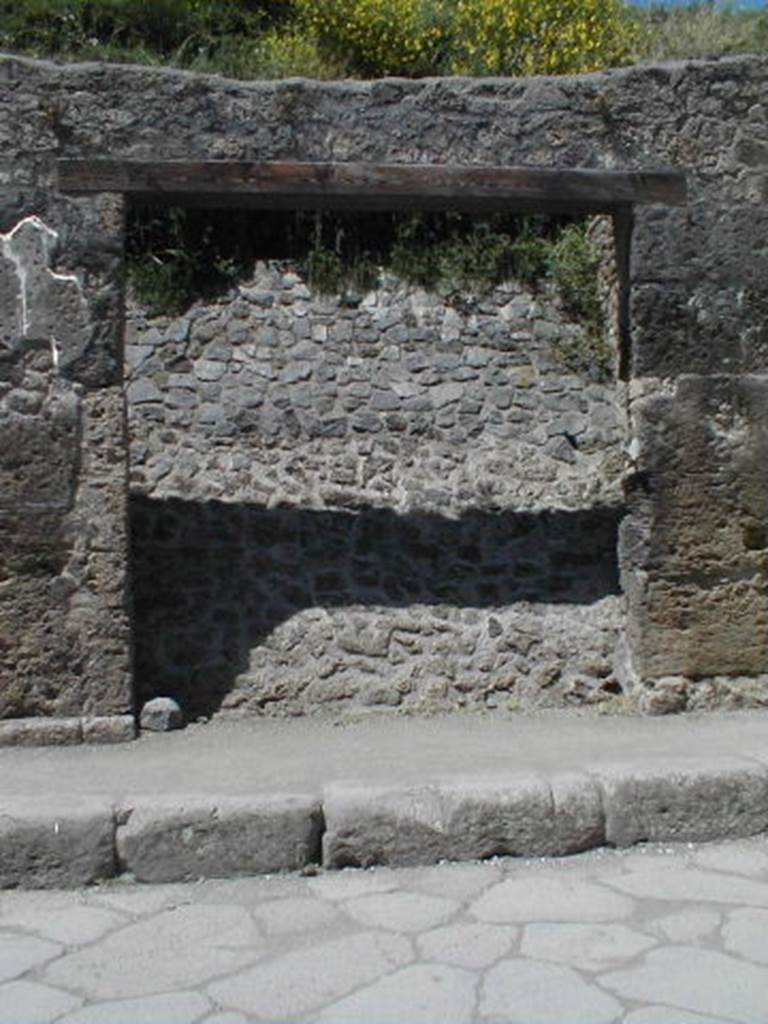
0,718,83,748
0,715,136,747
595,758,768,847
0,797,116,889
82,715,136,744
322,773,605,868
116,795,323,883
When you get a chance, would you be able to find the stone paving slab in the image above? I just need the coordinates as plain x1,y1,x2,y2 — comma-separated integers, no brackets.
2,837,768,1023
0,710,767,887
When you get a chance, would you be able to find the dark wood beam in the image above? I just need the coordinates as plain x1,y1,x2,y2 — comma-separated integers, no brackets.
57,160,686,212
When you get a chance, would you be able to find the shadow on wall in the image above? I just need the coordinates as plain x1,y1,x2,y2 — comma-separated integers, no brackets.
130,495,623,718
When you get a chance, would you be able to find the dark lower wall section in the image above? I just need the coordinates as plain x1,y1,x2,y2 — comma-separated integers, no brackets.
130,495,622,718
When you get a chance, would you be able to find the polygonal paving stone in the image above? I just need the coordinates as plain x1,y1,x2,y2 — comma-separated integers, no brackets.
647,907,723,944
398,861,503,901
0,905,125,946
470,876,635,923
192,874,310,906
0,980,82,1024
87,884,190,917
340,891,457,932
723,907,768,965
307,868,400,902
57,991,210,1024
600,946,768,1024
311,963,477,1023
520,923,656,971
251,897,340,936
417,922,517,969
0,934,61,983
202,1015,251,1024
207,930,412,1020
623,1008,730,1024
480,959,622,1024
693,842,768,879
43,904,263,1000
603,867,768,906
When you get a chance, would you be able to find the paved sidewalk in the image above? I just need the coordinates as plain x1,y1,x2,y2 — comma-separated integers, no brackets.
1,709,768,886
3,836,768,1023
3,709,768,798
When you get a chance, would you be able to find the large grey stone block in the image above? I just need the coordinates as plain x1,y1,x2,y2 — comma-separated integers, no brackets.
82,714,136,745
0,717,82,748
0,797,116,889
116,795,323,883
322,773,604,868
596,758,768,847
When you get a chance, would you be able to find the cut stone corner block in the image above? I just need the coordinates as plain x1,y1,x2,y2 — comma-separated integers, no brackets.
620,372,768,688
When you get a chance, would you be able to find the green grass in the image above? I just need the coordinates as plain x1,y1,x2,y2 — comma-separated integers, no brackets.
1,0,766,79
631,3,768,63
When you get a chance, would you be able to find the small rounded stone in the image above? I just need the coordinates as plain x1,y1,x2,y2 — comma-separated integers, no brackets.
140,697,184,733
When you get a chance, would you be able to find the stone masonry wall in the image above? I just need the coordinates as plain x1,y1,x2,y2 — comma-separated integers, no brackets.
126,260,624,718
2,54,768,731
0,190,133,733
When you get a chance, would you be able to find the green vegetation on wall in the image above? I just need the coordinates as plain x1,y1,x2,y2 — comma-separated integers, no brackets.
2,0,766,78
126,206,612,381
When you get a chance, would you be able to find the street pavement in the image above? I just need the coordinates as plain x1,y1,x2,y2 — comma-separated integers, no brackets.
3,835,768,1023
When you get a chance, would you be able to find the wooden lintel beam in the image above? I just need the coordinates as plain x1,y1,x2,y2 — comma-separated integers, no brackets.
57,160,687,211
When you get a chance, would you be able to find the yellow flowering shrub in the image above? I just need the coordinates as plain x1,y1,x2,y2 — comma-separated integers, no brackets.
450,0,636,77
292,0,634,78
291,0,454,77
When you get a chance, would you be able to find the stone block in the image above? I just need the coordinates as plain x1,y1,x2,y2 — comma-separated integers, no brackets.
322,774,605,869
597,759,768,847
0,717,82,748
116,795,323,883
632,576,768,680
0,797,116,888
82,714,136,744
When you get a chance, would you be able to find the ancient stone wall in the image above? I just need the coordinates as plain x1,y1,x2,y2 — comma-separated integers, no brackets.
1,54,768,736
0,189,133,738
126,261,624,717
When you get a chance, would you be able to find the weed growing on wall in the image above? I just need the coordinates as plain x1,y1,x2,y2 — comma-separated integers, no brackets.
388,217,551,298
126,206,253,316
549,224,612,382
126,207,611,379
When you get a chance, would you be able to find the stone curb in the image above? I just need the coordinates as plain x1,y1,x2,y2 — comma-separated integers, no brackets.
0,797,116,889
2,757,768,888
321,757,768,869
321,773,605,868
0,715,136,748
116,795,324,884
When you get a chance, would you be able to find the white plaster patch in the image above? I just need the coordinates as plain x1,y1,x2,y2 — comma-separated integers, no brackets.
0,215,88,370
